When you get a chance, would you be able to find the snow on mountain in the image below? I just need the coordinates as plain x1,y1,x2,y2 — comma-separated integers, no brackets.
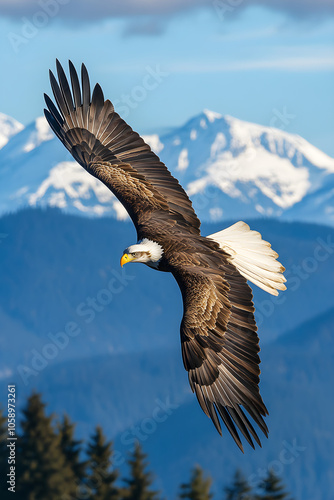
0,116,120,218
21,116,54,152
0,112,23,149
1,110,334,225
156,110,334,223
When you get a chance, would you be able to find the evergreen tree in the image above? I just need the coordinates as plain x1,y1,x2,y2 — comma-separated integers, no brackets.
179,465,213,500
256,470,292,500
122,441,160,500
58,414,87,484
86,425,119,500
0,406,7,466
17,392,77,500
224,469,253,500
0,407,7,445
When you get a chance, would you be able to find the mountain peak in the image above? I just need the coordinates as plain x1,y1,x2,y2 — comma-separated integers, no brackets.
23,116,54,153
0,112,23,149
202,109,223,123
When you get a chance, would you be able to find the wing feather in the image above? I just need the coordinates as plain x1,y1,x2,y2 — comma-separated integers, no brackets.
172,247,268,452
44,61,200,234
69,60,82,111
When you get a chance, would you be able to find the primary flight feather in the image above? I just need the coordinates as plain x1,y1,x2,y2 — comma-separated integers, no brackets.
44,60,286,452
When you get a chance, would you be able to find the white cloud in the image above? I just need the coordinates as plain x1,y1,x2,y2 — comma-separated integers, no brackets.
0,0,333,24
166,55,334,73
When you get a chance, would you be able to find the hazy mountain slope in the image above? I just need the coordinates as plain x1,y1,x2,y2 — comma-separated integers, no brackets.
0,208,182,368
284,173,334,225
1,208,333,377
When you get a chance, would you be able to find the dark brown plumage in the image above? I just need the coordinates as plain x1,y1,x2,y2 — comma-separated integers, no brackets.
44,60,282,452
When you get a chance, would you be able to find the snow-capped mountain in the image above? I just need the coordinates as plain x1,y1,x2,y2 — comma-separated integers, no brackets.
0,112,23,149
0,115,122,218
1,109,334,225
160,110,334,223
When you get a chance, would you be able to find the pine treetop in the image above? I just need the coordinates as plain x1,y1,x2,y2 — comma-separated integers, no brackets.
256,470,292,500
122,441,160,500
224,469,253,500
18,392,77,500
58,413,87,482
179,465,213,500
86,425,119,500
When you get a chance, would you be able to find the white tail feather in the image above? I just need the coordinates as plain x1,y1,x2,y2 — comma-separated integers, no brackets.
207,221,287,296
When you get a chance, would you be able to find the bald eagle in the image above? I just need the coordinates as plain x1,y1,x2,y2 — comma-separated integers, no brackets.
44,61,286,452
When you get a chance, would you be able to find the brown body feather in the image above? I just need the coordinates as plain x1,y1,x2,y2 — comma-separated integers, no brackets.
45,61,269,451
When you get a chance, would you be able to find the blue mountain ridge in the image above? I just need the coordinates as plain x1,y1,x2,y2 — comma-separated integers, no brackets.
0,208,333,498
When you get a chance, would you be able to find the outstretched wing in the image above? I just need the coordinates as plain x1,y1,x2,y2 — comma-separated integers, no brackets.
44,60,201,234
172,245,268,452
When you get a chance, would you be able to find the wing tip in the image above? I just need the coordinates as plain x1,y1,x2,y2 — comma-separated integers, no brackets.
55,58,61,70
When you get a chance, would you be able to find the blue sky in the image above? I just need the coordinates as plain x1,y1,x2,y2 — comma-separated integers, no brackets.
0,2,333,155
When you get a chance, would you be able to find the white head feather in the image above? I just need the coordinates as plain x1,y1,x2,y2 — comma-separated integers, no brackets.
125,238,164,265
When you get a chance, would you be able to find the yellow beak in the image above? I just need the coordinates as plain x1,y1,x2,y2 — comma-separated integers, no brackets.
120,253,134,267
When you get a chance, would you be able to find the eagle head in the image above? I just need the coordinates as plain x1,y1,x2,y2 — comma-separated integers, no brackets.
120,238,163,268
